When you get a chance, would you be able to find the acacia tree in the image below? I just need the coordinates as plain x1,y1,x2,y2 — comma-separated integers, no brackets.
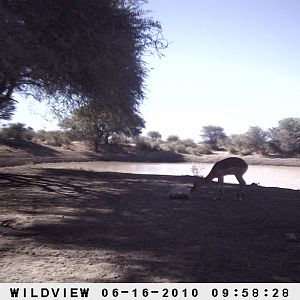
147,131,162,141
0,0,167,119
167,135,180,143
60,106,145,151
244,126,267,154
201,125,227,150
0,122,34,140
227,127,267,155
268,118,300,155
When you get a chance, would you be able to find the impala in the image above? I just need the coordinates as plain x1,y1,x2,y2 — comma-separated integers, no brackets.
191,157,248,200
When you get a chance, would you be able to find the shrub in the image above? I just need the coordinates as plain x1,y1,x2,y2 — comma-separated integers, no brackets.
201,125,227,150
135,137,160,151
244,126,267,154
268,118,300,156
191,144,212,155
147,131,162,141
34,130,70,147
227,134,251,155
166,135,180,143
166,141,211,155
181,138,196,148
175,144,190,154
0,123,35,141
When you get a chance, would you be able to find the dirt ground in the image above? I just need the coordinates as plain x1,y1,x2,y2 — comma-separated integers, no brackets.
0,139,299,282
0,165,299,283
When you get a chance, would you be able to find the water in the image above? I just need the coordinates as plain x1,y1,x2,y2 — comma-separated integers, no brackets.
36,161,300,190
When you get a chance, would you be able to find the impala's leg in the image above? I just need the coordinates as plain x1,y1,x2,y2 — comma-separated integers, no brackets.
235,174,246,200
216,176,224,200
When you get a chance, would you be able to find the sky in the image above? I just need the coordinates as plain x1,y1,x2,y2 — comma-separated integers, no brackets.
7,0,300,141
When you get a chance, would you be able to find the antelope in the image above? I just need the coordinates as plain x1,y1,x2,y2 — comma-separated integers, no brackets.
191,157,248,200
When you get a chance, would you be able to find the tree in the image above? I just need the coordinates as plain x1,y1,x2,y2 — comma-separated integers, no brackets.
227,134,248,155
147,131,162,141
167,135,180,143
201,125,227,150
60,106,145,151
0,99,16,120
0,122,34,140
0,0,167,119
268,118,300,156
244,126,267,154
181,138,196,147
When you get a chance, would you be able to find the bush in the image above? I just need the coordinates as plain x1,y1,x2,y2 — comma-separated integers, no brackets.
34,130,70,147
166,141,211,155
227,134,251,155
201,125,227,150
174,144,190,154
0,123,35,141
135,137,160,151
166,135,180,143
109,133,132,144
146,131,162,141
268,118,300,156
244,126,267,154
181,138,196,148
165,142,187,154
191,144,212,155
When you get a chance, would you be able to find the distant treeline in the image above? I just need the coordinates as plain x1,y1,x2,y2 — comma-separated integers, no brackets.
0,117,299,157
145,117,300,157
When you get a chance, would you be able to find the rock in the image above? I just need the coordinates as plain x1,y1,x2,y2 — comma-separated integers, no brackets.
0,219,14,228
168,187,190,199
284,233,298,242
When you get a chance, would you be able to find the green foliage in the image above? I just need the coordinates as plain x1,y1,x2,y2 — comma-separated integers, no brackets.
0,122,34,140
268,118,300,156
227,120,299,157
166,140,211,155
60,105,145,151
166,135,180,143
227,127,267,155
0,0,167,119
135,137,160,151
0,100,16,120
34,130,70,147
244,126,267,154
191,144,212,155
227,134,251,155
168,138,198,154
201,125,227,150
170,143,190,154
147,131,162,141
181,138,197,148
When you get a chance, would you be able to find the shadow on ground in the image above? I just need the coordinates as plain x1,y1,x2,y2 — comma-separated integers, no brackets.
0,139,185,168
0,138,60,156
0,168,299,282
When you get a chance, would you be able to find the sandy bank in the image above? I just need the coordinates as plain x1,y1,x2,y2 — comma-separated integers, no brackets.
0,139,299,168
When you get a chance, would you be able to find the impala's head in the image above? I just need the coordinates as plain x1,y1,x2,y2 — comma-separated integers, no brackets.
191,176,207,193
